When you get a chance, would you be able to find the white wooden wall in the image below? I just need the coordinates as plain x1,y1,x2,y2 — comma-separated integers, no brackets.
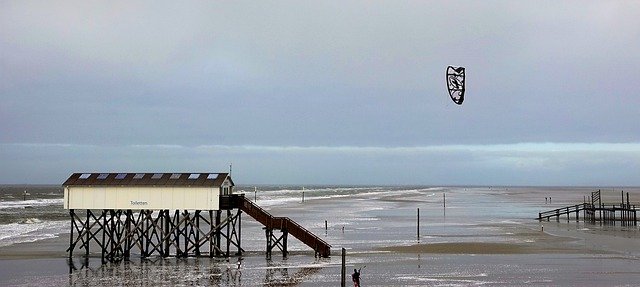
64,186,220,210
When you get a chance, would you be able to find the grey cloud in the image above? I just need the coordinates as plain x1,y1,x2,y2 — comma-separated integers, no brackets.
2,1,640,184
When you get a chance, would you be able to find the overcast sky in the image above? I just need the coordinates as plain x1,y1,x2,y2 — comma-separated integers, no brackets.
2,1,640,185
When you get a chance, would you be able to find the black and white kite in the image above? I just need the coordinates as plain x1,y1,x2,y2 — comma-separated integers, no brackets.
446,66,465,105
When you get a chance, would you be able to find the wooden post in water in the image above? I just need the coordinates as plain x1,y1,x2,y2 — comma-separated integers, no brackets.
621,191,624,225
599,192,602,224
341,248,346,287
626,192,630,226
417,208,420,240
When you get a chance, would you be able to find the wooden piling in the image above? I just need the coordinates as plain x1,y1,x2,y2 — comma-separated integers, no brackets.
417,208,420,240
626,193,630,226
341,248,346,287
85,210,90,257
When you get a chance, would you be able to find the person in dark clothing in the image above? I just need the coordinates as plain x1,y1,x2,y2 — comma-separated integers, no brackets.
352,267,362,287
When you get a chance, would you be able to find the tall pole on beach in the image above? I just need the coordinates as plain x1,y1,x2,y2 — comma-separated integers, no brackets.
417,208,420,240
341,248,346,287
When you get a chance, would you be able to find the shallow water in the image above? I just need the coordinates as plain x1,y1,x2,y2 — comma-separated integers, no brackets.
1,185,640,286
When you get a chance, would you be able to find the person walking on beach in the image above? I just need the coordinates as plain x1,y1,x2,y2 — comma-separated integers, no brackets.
352,267,362,287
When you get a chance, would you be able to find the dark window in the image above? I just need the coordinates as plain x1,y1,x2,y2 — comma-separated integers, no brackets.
115,173,126,180
170,173,181,179
133,173,145,179
97,173,108,180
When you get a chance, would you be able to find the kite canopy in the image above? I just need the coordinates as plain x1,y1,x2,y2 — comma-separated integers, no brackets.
446,66,465,105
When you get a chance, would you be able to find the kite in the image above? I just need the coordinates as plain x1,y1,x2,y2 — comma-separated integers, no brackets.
446,66,465,105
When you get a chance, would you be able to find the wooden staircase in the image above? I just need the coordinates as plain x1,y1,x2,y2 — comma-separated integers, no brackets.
235,195,331,257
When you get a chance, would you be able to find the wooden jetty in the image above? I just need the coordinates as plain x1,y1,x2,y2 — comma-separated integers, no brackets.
538,190,638,226
63,173,330,263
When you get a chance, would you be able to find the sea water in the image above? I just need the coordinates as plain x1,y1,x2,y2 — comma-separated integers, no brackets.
0,185,67,247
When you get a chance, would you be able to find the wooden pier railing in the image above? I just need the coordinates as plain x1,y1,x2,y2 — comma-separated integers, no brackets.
538,191,638,226
231,194,331,257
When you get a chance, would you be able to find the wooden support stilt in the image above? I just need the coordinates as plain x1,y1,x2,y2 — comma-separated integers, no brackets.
85,210,90,257
209,210,214,257
215,210,221,257
195,210,201,257
265,228,272,258
69,209,74,258
264,228,288,258
125,210,131,259
226,210,231,257
101,210,107,263
163,210,169,257
183,211,189,258
236,209,242,256
283,229,289,257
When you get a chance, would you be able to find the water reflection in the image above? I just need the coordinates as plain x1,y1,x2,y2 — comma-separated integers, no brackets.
68,257,239,286
67,255,324,286
263,258,322,286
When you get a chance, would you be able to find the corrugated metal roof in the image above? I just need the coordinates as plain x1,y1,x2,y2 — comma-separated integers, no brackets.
62,173,230,187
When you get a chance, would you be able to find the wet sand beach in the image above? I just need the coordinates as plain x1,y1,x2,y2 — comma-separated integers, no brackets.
1,186,640,286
